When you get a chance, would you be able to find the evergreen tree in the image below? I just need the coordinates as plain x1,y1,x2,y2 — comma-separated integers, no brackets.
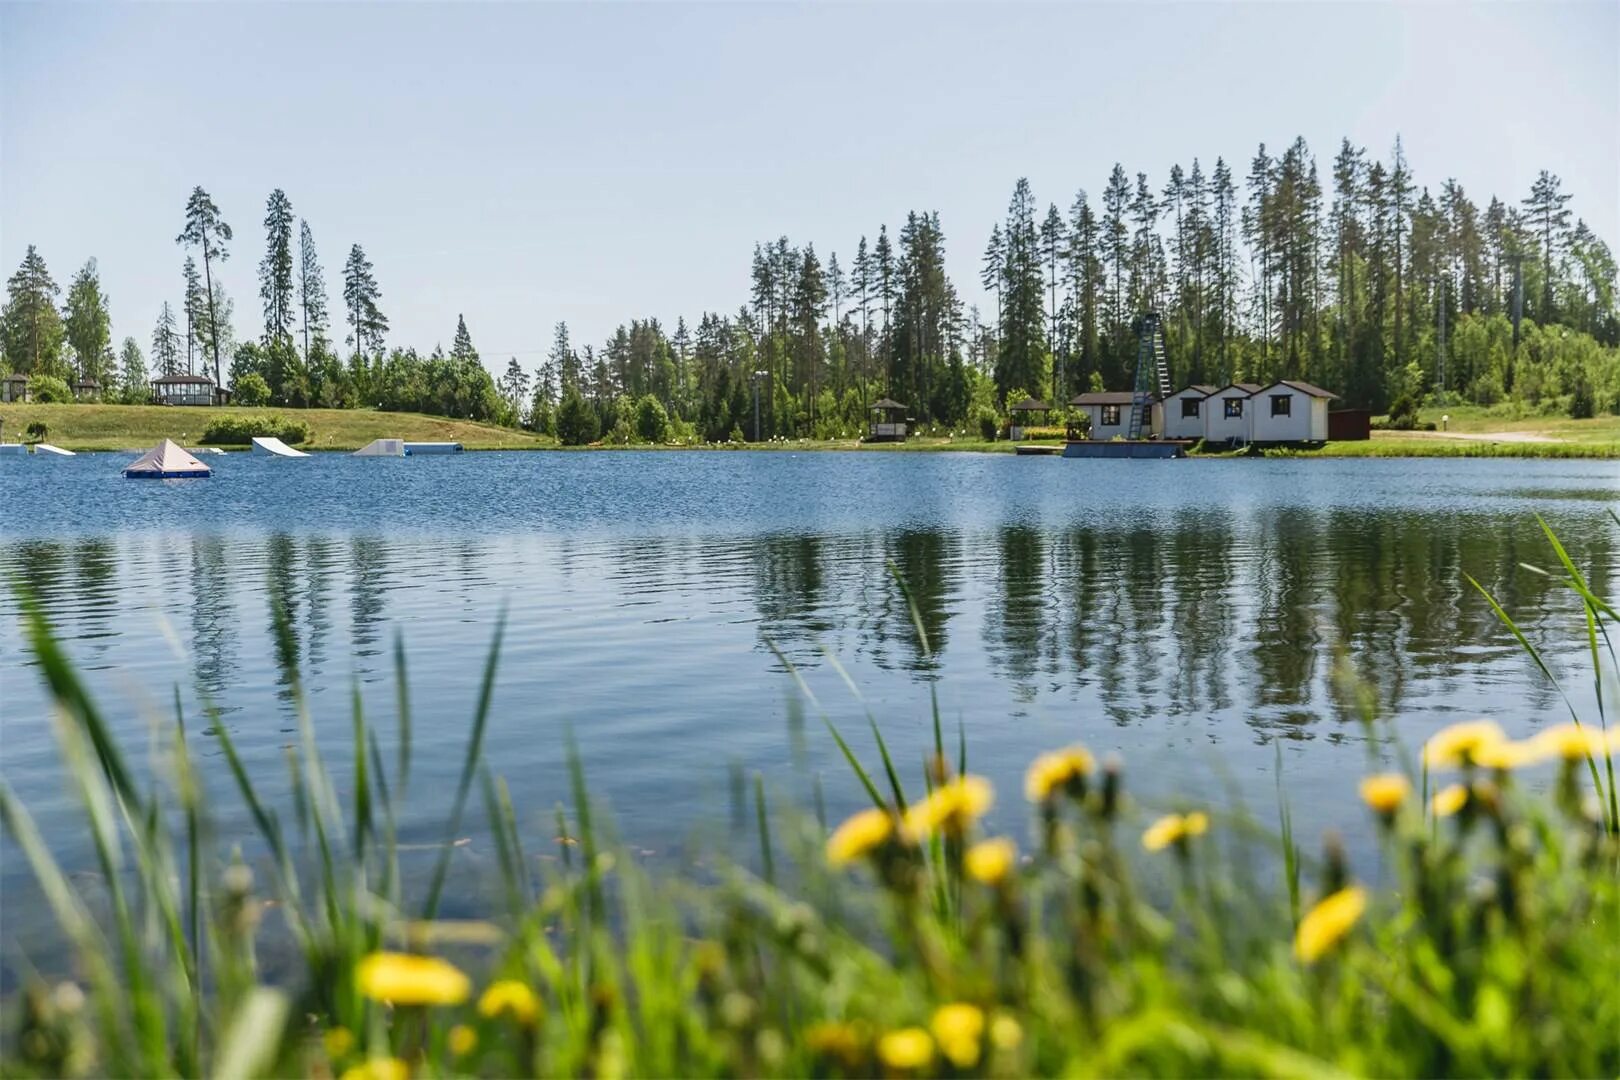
994,178,1048,402
499,357,530,418
297,220,330,358
1522,170,1573,322
550,321,579,392
1039,204,1065,393
176,186,232,387
259,188,295,345
182,257,205,375
63,259,113,386
342,244,388,359
1,245,65,376
118,337,148,402
151,302,182,377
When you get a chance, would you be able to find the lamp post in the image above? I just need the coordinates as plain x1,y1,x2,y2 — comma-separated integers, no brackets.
752,369,767,443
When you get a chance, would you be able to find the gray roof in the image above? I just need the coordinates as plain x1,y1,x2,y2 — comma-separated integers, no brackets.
1070,391,1155,406
153,373,216,385
1266,379,1340,399
870,397,907,411
1211,383,1264,396
1168,384,1220,398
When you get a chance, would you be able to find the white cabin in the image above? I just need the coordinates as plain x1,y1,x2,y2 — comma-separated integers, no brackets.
1069,392,1163,440
1201,383,1263,444
1162,385,1218,440
1249,380,1338,443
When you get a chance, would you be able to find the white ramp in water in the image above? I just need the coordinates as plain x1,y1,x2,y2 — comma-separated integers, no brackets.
353,438,406,457
251,436,309,458
403,441,463,454
34,443,75,456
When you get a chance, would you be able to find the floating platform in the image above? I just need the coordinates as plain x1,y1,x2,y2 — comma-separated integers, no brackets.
124,439,211,478
354,438,406,457
1014,445,1062,456
1062,440,1191,460
34,444,75,456
251,436,310,458
403,441,463,455
0,443,26,456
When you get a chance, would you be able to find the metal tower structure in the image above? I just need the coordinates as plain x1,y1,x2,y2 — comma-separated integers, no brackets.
1128,312,1172,440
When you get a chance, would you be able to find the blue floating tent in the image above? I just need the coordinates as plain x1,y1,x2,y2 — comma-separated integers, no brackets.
123,439,211,478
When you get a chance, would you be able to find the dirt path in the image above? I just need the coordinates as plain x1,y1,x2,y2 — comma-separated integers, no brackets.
1382,429,1559,444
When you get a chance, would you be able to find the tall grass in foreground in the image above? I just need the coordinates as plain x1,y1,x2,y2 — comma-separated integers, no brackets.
3,520,1619,1078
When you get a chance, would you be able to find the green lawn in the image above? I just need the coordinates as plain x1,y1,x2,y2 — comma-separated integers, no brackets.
0,403,553,452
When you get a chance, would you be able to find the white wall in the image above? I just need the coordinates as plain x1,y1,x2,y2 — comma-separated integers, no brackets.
1203,392,1254,443
1080,401,1161,439
1163,391,1208,439
1250,386,1331,442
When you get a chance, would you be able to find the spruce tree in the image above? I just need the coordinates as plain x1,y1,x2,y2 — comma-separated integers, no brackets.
1521,170,1573,321
297,220,330,358
63,259,113,386
151,302,182,377
182,257,205,374
119,337,148,402
259,189,295,344
342,244,388,360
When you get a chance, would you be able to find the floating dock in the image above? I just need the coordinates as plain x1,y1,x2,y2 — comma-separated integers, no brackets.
1014,445,1062,456
1062,440,1191,459
0,443,26,456
354,438,406,457
123,439,211,478
251,436,310,458
403,442,463,454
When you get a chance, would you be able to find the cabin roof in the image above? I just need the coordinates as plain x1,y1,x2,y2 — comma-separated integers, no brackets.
1168,384,1220,398
870,397,907,410
1,373,27,384
152,373,216,385
1070,391,1155,406
1008,397,1050,412
1210,382,1264,396
1264,379,1340,400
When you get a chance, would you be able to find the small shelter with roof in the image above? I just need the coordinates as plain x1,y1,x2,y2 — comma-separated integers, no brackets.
867,397,909,443
1202,383,1264,444
1007,397,1051,440
152,372,229,406
1250,380,1339,444
1162,384,1219,440
72,376,101,402
1,373,29,403
123,439,211,478
1068,391,1162,441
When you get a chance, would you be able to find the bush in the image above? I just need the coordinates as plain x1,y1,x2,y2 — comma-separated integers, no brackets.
24,420,48,442
555,389,598,446
232,372,272,407
27,374,71,404
1386,394,1421,430
634,395,670,444
200,413,311,446
977,408,999,442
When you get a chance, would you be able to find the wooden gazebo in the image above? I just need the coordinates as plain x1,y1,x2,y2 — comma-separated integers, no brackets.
152,373,229,406
0,373,28,403
72,376,101,402
867,397,909,443
1007,397,1051,440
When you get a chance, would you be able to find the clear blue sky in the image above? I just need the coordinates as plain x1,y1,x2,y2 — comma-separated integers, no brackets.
3,2,1615,371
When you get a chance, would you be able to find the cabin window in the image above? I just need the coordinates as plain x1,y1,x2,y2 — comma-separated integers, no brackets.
1223,398,1243,418
1271,394,1291,417
1100,404,1121,426
1180,398,1200,418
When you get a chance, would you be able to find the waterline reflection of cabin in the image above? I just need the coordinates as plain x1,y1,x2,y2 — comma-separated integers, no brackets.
1007,397,1050,440
152,373,230,406
868,397,909,442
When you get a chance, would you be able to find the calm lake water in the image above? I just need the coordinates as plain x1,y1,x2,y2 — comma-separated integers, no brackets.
2,450,1617,972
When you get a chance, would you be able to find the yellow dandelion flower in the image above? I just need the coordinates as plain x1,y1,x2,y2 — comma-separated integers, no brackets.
1422,719,1505,768
931,1003,985,1068
355,952,470,1007
1359,773,1411,815
339,1059,409,1080
877,1027,934,1071
825,807,894,866
1024,746,1095,802
1142,812,1208,852
989,1013,1023,1050
1431,783,1468,817
1530,723,1608,762
1473,738,1538,771
964,838,1017,885
805,1021,864,1063
478,979,540,1024
1294,885,1367,963
323,1027,355,1061
901,776,993,841
448,1024,478,1057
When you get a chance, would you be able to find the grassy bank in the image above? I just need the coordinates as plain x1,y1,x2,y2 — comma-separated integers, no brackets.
0,404,552,452
3,522,1617,1077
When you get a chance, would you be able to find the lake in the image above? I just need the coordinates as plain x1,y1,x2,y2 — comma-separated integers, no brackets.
2,450,1617,971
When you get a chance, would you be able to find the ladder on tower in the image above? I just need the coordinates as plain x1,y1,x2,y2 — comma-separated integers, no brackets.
1127,312,1172,440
